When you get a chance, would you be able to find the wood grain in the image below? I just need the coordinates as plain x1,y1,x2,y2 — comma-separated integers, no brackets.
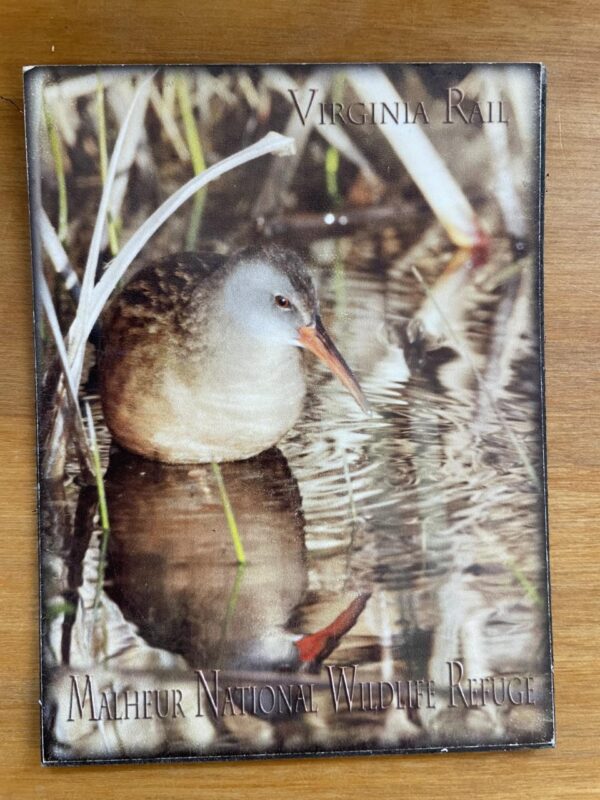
0,1,598,797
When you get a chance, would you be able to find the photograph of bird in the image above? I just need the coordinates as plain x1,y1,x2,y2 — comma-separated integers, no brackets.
99,245,369,463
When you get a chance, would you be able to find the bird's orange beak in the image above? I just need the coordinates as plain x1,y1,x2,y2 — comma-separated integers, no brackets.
298,316,370,414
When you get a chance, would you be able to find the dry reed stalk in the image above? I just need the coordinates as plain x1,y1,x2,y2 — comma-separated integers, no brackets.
346,67,484,250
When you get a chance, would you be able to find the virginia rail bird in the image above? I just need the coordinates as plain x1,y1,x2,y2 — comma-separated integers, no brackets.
99,245,369,463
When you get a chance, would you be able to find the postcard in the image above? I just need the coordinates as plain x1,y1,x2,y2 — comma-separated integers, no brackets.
24,63,553,764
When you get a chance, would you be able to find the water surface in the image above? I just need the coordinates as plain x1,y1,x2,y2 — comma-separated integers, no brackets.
43,221,552,760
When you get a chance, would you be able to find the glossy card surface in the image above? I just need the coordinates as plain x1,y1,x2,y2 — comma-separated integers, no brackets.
24,63,553,765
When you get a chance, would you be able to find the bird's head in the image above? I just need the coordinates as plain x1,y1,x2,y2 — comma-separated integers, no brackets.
222,245,370,414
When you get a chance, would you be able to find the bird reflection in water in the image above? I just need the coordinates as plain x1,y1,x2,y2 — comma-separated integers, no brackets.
103,445,368,678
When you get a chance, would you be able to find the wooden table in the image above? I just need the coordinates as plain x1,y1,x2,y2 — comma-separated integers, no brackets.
1,2,598,797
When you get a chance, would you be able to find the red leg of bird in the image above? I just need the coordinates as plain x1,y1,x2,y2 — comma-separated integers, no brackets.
295,593,371,665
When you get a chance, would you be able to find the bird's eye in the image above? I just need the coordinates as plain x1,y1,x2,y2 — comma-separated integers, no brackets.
274,294,291,310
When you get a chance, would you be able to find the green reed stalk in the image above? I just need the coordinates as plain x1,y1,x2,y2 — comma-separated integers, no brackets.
46,600,76,620
85,403,111,610
211,462,246,564
508,561,543,607
484,260,526,292
216,562,247,661
44,105,68,243
176,75,207,249
325,73,345,208
96,76,120,256
325,145,341,206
